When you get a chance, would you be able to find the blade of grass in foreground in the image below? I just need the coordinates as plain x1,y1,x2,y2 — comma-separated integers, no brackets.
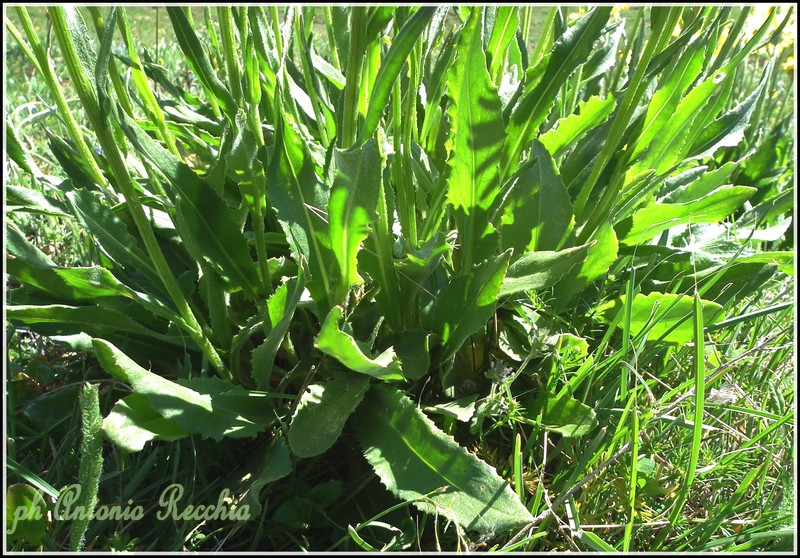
654,292,706,548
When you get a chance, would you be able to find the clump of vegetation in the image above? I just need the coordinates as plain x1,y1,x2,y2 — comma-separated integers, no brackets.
5,5,795,552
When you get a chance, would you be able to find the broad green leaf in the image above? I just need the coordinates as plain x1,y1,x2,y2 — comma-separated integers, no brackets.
117,109,261,299
596,292,723,344
102,393,191,452
388,329,431,380
502,7,611,179
315,306,404,381
267,101,334,316
689,60,772,160
6,184,69,217
500,243,592,297
627,32,707,164
66,190,159,285
329,139,384,303
553,220,618,304
539,94,616,158
358,7,437,145
435,251,511,363
288,370,371,458
238,435,293,516
446,8,506,270
354,385,533,535
616,185,757,246
251,271,306,389
499,140,573,254
6,484,48,545
527,390,598,438
95,339,275,450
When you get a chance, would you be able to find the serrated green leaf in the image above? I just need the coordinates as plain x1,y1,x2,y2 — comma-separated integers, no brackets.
267,101,334,316
616,185,757,246
288,371,371,458
354,385,533,535
446,8,506,270
502,7,611,179
329,139,383,303
95,339,275,450
315,306,403,381
251,271,305,389
500,243,592,297
539,94,616,158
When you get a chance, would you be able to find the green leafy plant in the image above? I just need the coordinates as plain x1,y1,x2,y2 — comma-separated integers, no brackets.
5,5,794,550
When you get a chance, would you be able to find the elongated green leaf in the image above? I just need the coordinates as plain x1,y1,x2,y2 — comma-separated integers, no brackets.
288,370,371,458
116,109,261,299
6,184,69,217
5,122,37,175
315,306,403,381
251,271,305,389
616,185,757,246
358,7,436,145
502,7,611,179
539,94,616,158
627,32,707,164
500,243,592,297
267,102,334,316
329,139,383,303
499,140,573,254
596,292,723,344
7,305,180,346
166,7,237,121
95,339,275,450
689,60,772,160
354,385,533,535
435,251,511,362
662,161,738,203
552,220,619,305
446,8,506,270
486,7,518,81
66,190,159,285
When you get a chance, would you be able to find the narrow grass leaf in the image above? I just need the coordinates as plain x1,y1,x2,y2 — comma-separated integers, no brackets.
358,6,436,145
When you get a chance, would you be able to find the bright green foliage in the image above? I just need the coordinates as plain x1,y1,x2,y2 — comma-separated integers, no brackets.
4,4,793,551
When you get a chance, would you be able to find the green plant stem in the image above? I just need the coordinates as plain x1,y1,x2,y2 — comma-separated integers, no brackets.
70,383,104,552
49,7,227,378
218,6,244,107
341,7,367,148
323,7,341,70
85,7,135,118
13,7,109,192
